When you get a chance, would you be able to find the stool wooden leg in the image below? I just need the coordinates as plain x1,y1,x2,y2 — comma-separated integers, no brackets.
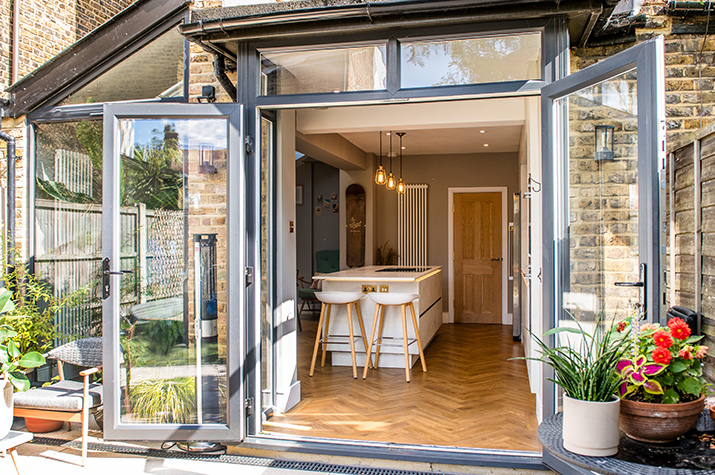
409,302,427,372
9,447,20,475
309,303,327,376
321,304,332,367
374,304,386,367
363,303,381,379
346,302,358,379
401,304,411,382
354,301,373,369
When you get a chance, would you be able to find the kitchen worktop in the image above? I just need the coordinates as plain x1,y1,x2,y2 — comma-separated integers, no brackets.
313,265,441,282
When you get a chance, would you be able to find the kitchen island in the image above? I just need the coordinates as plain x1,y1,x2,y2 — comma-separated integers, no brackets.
313,266,442,368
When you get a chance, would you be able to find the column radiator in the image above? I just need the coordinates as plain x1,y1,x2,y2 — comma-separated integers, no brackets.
397,183,428,266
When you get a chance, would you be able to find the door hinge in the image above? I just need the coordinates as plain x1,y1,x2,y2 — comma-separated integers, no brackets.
245,136,254,155
245,397,254,416
245,266,254,286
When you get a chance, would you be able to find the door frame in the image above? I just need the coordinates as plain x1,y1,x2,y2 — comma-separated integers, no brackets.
102,102,246,441
447,187,509,325
540,36,666,420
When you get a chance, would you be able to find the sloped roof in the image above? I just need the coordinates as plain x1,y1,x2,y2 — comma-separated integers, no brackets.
180,0,618,60
5,0,190,118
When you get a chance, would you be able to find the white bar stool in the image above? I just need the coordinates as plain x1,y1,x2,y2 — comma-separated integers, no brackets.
309,291,373,379
362,293,427,382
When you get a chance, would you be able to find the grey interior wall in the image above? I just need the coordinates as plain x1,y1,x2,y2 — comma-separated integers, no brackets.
296,161,340,275
376,152,520,312
296,161,312,280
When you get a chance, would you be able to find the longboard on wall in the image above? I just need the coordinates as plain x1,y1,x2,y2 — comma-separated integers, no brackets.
346,184,366,267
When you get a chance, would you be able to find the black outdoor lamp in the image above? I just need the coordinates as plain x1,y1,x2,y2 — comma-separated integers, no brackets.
595,124,615,161
198,144,217,174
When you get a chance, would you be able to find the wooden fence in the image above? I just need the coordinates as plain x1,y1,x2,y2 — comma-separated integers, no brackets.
667,123,715,381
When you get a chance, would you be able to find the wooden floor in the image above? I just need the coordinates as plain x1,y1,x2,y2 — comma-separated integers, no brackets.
263,314,540,451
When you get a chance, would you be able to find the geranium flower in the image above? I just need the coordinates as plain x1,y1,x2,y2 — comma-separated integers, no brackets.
617,320,627,333
668,318,691,340
652,346,672,365
678,347,693,360
641,323,658,331
695,346,709,359
653,330,674,348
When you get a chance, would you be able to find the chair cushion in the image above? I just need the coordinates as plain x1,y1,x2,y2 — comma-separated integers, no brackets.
298,288,317,300
14,380,102,412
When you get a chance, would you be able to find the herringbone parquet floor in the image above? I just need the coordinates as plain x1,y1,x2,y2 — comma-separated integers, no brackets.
263,317,540,451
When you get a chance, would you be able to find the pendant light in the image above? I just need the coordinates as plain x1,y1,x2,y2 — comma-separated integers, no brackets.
396,132,406,194
385,131,396,190
375,130,387,185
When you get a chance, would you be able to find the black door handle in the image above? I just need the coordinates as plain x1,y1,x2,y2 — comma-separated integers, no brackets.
102,258,133,299
491,258,503,262
614,281,644,287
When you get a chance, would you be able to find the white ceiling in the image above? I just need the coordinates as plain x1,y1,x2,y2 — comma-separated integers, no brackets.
295,98,529,157
340,126,523,155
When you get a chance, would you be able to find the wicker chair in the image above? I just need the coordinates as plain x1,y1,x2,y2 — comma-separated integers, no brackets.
13,337,103,466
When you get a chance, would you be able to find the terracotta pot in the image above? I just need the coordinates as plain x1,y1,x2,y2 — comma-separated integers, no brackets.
562,395,621,456
0,379,12,439
24,417,64,433
620,394,705,443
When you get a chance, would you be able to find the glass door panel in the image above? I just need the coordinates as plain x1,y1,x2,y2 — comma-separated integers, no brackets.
103,103,244,441
541,37,665,418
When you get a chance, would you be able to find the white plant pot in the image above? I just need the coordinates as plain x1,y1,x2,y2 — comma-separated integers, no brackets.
562,394,620,457
0,378,12,439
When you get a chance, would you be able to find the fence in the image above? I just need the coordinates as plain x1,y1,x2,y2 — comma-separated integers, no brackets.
34,198,183,341
667,123,715,381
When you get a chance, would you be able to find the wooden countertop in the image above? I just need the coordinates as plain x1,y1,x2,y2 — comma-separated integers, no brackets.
313,265,442,282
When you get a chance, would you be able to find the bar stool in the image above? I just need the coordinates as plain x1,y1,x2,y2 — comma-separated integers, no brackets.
309,292,373,379
362,293,427,382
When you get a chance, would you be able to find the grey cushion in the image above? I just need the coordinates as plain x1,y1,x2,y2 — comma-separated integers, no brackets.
14,380,102,412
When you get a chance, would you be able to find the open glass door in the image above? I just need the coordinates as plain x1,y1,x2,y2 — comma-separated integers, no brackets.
102,103,245,441
541,37,666,418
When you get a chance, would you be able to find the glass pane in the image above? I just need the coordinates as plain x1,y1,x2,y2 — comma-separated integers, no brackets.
61,28,184,105
401,32,542,89
260,116,274,413
35,121,103,342
559,68,639,322
118,119,228,425
260,45,387,95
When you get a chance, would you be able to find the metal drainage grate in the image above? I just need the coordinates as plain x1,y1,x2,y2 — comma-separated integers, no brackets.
31,437,450,475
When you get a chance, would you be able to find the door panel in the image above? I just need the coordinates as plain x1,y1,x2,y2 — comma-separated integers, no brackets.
541,37,665,419
102,103,245,441
454,192,502,323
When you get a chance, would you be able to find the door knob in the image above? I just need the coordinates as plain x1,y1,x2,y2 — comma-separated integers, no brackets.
491,257,503,262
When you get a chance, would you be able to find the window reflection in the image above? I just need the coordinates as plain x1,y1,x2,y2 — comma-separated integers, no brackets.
401,33,542,88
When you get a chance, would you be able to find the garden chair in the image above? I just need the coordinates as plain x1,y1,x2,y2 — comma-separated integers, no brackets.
13,337,103,466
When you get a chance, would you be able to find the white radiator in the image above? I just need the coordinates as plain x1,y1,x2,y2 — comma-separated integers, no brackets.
397,184,428,266
55,149,93,197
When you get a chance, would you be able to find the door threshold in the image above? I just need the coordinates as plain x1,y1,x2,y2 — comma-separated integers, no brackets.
237,434,547,471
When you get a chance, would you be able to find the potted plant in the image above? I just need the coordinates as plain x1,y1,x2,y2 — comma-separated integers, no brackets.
520,312,630,456
0,288,46,439
616,314,709,443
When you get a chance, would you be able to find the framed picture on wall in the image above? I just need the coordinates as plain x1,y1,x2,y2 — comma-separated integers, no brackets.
296,185,303,205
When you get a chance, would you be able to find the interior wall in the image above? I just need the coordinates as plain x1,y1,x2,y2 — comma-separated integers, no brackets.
296,161,312,279
310,162,340,270
375,152,519,312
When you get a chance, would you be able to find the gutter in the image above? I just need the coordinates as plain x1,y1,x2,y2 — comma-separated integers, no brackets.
0,131,16,267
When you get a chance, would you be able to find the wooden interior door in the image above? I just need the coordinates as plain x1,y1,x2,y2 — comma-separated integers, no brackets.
454,192,502,323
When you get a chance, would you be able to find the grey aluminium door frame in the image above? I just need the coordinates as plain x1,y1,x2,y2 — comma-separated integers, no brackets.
102,102,246,441
540,36,666,420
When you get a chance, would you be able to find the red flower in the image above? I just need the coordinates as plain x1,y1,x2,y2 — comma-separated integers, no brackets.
617,321,627,333
679,348,693,360
668,318,692,340
652,346,672,365
652,330,674,348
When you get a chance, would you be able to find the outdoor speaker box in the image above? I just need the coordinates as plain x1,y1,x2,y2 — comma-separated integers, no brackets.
667,306,699,336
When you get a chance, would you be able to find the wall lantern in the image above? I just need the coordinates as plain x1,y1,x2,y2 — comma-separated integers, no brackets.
595,124,615,161
198,144,217,174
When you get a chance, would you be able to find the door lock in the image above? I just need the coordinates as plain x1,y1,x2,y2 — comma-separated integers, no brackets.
614,263,647,314
102,258,133,300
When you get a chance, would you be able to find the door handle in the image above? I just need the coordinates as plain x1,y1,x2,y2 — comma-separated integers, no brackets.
491,258,503,262
102,257,133,300
614,263,647,314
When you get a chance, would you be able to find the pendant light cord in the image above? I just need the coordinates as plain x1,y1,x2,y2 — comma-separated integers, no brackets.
379,130,383,166
389,131,393,172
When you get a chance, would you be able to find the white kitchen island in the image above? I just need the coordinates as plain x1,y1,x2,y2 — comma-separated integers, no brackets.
313,266,442,368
